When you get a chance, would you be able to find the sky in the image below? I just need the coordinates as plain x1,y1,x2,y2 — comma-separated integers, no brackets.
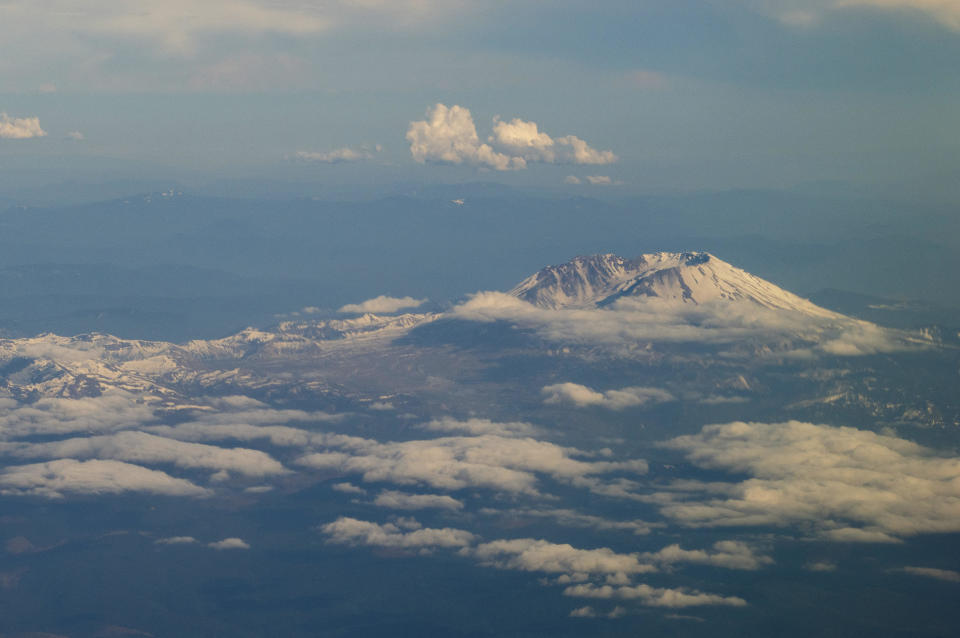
1,0,959,198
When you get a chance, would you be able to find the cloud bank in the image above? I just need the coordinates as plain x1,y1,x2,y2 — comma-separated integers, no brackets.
542,383,674,410
656,421,960,542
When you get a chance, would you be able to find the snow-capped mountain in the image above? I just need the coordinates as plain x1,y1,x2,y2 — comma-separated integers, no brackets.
509,252,840,318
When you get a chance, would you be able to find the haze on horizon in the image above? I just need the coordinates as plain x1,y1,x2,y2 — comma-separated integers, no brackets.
0,0,958,203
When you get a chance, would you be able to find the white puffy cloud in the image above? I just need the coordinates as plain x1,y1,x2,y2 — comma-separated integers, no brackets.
297,432,647,498
321,516,476,550
896,566,960,582
0,459,211,498
155,536,198,545
208,537,250,550
640,541,773,571
569,605,627,618
418,417,542,438
293,146,379,163
563,583,747,608
468,538,657,577
338,295,426,314
0,113,46,139
407,104,522,171
372,490,464,511
3,430,288,478
542,383,674,410
65,131,85,141
656,421,960,541
406,104,616,171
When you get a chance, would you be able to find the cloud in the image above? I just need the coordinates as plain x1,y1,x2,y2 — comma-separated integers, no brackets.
3,430,288,478
467,538,657,577
896,566,960,582
569,605,627,618
0,113,46,139
418,417,543,438
839,0,960,29
293,146,380,163
296,432,648,498
585,175,614,185
321,516,476,550
65,131,85,141
0,459,211,498
406,104,522,171
542,383,674,410
372,490,464,511
450,290,910,358
332,482,367,495
0,391,157,438
155,536,198,545
564,175,582,184
406,104,616,171
208,537,250,550
480,507,657,536
488,118,617,165
640,541,773,571
656,421,960,541
563,583,747,608
338,295,426,314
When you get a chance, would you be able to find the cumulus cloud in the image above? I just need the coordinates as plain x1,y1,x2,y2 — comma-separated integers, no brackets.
321,516,476,550
563,583,747,608
208,537,250,550
0,459,211,498
896,566,960,582
542,383,674,410
372,490,464,511
332,482,367,495
564,175,582,184
468,538,657,578
3,430,288,478
406,104,616,171
296,432,648,498
656,421,960,541
0,391,156,438
0,113,46,139
65,131,85,141
293,146,380,163
338,295,426,314
640,541,773,571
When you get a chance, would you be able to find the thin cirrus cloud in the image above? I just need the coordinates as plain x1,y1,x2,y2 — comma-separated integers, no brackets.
0,113,46,139
406,103,617,171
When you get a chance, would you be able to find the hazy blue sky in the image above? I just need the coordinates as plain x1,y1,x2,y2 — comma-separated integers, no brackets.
1,0,958,197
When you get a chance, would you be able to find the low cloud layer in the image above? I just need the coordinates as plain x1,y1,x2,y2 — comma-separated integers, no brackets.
656,421,960,542
542,383,674,410
562,583,747,608
297,432,648,498
322,517,476,550
406,104,616,171
338,295,426,314
451,291,911,358
0,459,211,498
0,113,46,139
372,490,464,511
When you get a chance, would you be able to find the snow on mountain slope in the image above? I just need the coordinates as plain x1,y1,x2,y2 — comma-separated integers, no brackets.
510,252,840,319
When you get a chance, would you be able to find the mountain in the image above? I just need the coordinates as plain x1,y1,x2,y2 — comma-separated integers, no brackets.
509,252,841,318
